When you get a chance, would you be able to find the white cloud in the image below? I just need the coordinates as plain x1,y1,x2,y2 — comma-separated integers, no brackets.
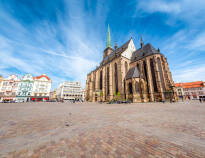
137,0,205,26
138,1,181,14
190,32,205,50
173,65,205,82
0,0,108,89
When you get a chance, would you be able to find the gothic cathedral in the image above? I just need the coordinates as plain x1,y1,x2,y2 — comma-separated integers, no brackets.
86,25,177,102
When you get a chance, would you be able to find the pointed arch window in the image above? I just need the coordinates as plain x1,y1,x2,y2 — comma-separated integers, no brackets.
136,63,140,71
129,82,133,94
125,61,128,74
143,61,148,81
150,59,158,92
107,67,110,95
135,82,139,92
157,58,166,92
114,63,118,93
100,70,103,90
143,61,149,94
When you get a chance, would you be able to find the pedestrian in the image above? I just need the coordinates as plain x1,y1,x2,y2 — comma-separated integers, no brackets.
199,98,202,103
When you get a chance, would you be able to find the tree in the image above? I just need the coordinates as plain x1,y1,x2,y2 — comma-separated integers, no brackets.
100,91,103,102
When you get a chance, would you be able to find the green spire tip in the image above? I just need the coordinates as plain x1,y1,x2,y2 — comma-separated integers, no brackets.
106,24,112,48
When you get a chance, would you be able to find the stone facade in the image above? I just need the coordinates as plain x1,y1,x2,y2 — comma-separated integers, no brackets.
86,28,176,103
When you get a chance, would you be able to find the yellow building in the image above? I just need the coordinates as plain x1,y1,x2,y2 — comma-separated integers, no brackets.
49,89,57,101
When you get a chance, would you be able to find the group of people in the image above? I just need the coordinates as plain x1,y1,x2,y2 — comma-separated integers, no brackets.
179,95,204,103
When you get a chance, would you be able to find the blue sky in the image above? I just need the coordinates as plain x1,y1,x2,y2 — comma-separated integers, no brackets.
0,0,205,89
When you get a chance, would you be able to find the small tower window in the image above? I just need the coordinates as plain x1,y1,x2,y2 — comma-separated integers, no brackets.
129,82,133,94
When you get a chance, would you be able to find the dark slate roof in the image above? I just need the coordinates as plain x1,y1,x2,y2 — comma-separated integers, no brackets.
101,39,132,66
131,43,160,62
126,66,140,80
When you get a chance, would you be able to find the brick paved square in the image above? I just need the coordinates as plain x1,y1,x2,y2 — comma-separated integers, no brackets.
0,101,205,158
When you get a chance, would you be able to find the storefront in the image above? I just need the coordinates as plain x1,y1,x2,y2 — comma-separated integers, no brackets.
2,97,16,102
16,96,30,102
31,97,49,102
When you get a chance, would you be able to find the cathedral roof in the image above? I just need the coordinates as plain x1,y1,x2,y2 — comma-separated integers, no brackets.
126,66,140,80
131,43,160,62
101,39,132,66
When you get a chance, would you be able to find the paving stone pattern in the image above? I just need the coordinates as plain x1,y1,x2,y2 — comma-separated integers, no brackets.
0,101,205,158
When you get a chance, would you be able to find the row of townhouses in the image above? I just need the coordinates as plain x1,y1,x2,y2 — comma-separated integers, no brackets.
0,74,51,102
175,81,205,100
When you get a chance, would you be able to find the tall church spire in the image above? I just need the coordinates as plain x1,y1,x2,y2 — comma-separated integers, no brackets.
106,24,112,48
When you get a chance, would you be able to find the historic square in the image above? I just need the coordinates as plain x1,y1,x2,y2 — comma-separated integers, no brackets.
0,101,205,158
0,0,205,158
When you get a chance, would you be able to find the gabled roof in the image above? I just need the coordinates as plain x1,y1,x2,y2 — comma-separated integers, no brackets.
126,66,140,80
131,43,160,62
101,39,132,66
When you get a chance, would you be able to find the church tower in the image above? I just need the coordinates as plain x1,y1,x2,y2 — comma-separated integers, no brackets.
103,24,114,59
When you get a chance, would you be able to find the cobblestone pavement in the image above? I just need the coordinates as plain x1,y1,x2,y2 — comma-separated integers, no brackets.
0,101,205,158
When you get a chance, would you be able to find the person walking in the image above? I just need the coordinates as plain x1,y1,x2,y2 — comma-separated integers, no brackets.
199,98,202,103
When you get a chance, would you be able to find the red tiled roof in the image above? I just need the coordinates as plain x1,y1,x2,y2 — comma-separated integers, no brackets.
175,83,183,87
175,81,204,88
33,75,50,81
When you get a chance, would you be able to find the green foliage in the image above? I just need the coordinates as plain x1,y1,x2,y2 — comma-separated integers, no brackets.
100,91,103,97
114,92,117,96
117,92,121,97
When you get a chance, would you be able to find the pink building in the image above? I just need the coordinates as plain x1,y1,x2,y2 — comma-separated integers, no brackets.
0,75,20,102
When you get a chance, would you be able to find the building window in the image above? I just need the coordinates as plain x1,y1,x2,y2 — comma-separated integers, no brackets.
125,61,128,74
129,82,133,94
157,58,166,92
143,61,148,81
107,67,110,95
136,63,140,71
115,63,118,93
100,70,103,90
150,59,158,92
135,82,139,92
143,61,149,94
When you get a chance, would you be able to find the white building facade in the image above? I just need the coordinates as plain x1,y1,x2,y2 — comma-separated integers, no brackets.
56,81,83,101
32,74,51,101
